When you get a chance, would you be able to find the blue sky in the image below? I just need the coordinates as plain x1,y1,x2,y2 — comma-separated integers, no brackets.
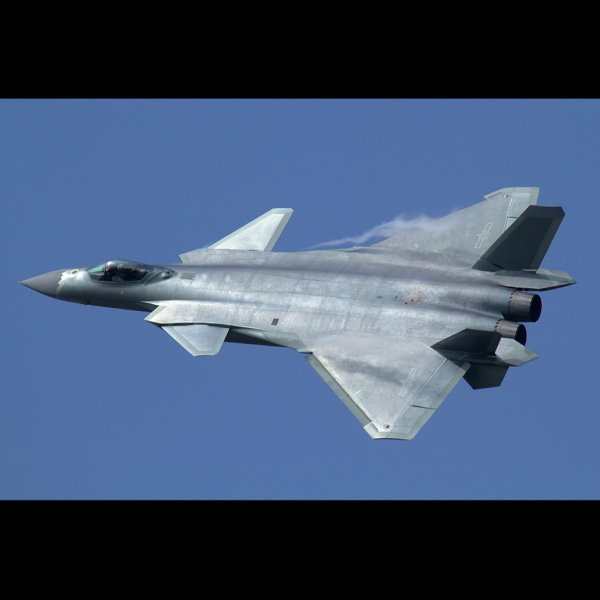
1,99,595,499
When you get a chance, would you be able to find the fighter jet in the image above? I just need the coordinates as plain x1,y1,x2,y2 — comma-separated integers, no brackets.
21,187,575,440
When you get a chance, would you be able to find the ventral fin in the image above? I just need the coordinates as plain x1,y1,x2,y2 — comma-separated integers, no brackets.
161,324,229,356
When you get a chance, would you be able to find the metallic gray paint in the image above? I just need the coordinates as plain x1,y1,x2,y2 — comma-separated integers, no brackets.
20,187,576,440
20,269,65,297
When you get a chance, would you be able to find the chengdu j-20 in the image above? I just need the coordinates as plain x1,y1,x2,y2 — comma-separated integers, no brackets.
21,187,575,440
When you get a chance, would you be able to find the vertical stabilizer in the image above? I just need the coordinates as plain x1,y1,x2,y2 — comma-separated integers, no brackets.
472,205,565,272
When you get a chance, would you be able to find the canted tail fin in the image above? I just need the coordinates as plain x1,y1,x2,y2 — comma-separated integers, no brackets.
472,205,565,272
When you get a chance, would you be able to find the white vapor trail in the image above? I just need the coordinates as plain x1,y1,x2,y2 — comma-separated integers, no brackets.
309,212,457,249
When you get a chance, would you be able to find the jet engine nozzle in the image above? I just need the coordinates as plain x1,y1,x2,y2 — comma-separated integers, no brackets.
504,291,541,323
495,320,527,345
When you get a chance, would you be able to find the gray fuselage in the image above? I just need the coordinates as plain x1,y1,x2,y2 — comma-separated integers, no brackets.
55,248,520,349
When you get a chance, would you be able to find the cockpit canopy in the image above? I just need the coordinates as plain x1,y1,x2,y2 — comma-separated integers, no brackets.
87,260,155,283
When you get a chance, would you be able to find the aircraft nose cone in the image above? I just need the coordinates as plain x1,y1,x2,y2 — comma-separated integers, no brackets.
20,269,64,297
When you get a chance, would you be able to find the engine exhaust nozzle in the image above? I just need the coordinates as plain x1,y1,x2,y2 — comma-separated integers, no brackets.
495,320,527,345
504,291,542,323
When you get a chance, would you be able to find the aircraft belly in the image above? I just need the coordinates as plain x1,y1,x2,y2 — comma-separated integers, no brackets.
373,304,499,340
